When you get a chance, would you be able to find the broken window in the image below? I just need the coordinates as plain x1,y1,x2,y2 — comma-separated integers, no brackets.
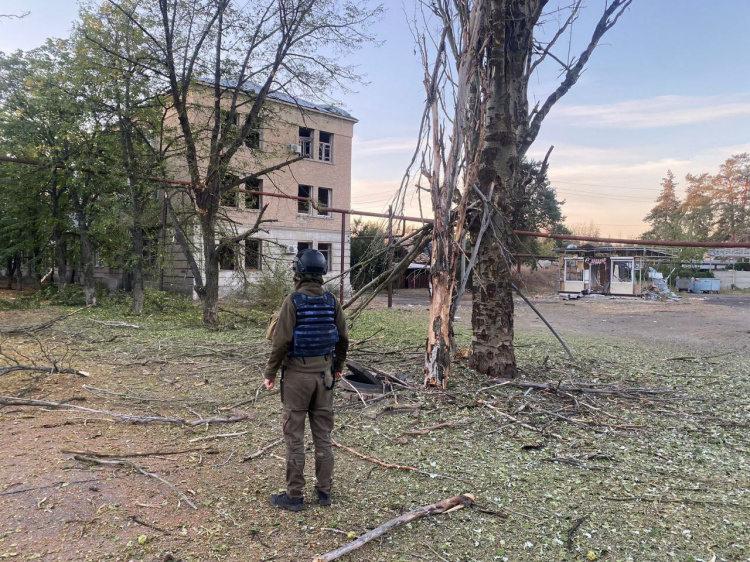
611,260,633,283
564,259,584,281
244,116,262,150
220,109,240,139
218,245,235,271
245,239,262,270
220,174,239,208
318,243,332,270
299,127,313,158
317,187,332,216
298,185,312,214
318,131,333,162
244,178,262,210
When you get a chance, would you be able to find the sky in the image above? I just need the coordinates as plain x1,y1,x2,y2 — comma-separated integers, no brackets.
2,0,749,237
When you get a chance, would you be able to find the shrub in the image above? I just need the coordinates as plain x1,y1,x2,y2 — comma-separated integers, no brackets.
242,261,294,310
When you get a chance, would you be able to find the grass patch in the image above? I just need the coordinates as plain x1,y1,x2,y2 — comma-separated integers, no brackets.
0,299,748,561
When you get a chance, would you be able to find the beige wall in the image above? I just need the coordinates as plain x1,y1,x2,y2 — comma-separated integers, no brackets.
167,86,356,296
715,270,750,290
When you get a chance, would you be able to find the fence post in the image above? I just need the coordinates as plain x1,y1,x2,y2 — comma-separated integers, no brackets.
387,205,393,308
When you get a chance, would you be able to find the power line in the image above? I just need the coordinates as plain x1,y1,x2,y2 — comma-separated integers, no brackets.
556,188,656,202
552,179,662,192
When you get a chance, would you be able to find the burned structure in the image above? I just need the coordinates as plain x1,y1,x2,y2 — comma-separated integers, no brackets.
555,245,674,297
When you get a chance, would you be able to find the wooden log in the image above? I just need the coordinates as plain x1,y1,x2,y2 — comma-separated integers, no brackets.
312,493,474,562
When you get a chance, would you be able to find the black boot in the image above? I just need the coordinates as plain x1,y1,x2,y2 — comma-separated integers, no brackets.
316,489,332,507
270,492,304,512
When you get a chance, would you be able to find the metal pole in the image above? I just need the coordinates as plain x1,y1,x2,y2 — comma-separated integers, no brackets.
340,212,346,304
387,205,393,308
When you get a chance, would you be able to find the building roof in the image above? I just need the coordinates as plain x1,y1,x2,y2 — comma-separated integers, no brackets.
553,245,675,259
197,78,357,121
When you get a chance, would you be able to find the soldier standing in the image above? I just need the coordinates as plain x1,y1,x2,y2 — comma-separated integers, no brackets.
263,249,349,511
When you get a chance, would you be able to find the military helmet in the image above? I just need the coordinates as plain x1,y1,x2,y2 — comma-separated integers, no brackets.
293,249,328,275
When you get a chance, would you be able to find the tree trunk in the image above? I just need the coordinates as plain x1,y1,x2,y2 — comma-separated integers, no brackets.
466,0,530,378
6,257,16,290
52,227,67,287
200,213,220,326
469,229,517,378
425,229,455,388
130,208,145,314
16,253,23,291
78,223,97,306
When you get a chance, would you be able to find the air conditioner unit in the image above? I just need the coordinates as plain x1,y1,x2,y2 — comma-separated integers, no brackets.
285,244,297,254
289,143,302,154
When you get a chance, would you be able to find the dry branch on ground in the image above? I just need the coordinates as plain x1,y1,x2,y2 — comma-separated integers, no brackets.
73,454,197,509
0,396,250,426
312,493,475,562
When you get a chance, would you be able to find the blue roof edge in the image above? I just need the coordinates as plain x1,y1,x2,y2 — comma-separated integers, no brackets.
195,77,357,122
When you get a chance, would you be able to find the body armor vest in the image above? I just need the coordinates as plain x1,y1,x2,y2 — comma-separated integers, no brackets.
288,292,339,357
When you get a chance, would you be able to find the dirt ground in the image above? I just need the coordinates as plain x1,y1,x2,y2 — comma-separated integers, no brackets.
0,289,749,561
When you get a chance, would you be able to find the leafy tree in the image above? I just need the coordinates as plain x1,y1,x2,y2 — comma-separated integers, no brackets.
712,153,750,242
74,1,166,313
350,219,389,290
516,160,566,260
681,173,713,240
103,0,383,326
643,170,683,241
0,45,82,290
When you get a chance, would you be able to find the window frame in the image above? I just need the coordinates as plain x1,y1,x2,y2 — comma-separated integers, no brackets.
318,131,333,162
243,115,262,150
218,245,235,271
317,187,332,217
297,184,312,214
244,239,262,271
299,127,313,158
317,242,332,270
244,179,262,211
220,174,240,208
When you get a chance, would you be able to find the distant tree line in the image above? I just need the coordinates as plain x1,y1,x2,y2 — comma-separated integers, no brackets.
642,154,750,245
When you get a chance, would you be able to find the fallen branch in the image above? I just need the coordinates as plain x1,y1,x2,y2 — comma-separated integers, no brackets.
312,493,474,562
332,440,464,482
240,438,283,462
479,400,564,440
0,365,89,377
62,447,216,458
0,395,248,426
666,349,740,362
74,454,197,510
332,440,421,472
401,417,474,436
130,515,170,535
0,305,91,334
90,319,141,329
487,379,674,399
566,515,587,551
189,431,249,443
0,478,99,496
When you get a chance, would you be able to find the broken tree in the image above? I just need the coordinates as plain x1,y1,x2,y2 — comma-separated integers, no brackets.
410,0,632,382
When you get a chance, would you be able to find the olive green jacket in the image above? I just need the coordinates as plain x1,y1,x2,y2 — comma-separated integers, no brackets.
263,281,349,381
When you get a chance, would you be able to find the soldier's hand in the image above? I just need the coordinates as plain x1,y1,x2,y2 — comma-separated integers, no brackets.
264,378,275,390
334,371,343,379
